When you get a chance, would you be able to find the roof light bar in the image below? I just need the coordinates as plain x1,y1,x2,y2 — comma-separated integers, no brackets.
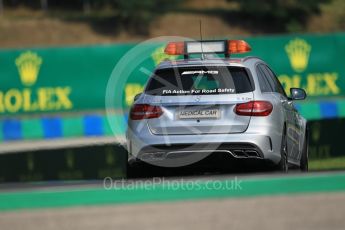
227,40,252,54
164,40,251,57
186,41,226,54
164,42,185,55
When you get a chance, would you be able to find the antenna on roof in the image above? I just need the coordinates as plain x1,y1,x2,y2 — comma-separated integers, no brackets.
199,20,205,60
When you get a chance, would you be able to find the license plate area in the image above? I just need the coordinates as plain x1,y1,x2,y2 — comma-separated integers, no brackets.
177,107,220,120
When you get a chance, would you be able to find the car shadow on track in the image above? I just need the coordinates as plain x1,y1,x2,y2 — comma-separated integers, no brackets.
127,152,277,179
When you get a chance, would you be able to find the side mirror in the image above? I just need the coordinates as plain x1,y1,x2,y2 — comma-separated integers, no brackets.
133,93,142,102
290,88,306,100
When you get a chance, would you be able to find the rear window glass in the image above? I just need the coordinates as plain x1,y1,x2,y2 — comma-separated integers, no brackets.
145,66,253,96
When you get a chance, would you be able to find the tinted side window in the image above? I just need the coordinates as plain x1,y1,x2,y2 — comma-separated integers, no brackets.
264,65,287,96
259,64,277,92
256,65,272,93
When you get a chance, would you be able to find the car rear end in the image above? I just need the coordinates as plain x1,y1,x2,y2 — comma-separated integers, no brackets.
127,59,280,167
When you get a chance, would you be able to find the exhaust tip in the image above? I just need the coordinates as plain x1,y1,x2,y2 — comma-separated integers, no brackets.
232,149,260,158
245,150,260,157
233,150,247,157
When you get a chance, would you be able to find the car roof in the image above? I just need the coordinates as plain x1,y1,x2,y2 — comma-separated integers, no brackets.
156,56,263,70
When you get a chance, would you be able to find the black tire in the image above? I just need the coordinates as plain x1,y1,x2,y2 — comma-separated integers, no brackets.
300,131,309,172
127,160,160,178
279,130,289,172
126,162,136,179
126,161,145,179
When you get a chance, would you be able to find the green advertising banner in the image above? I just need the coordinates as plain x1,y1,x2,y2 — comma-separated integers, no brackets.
0,44,135,115
243,34,345,98
1,33,345,117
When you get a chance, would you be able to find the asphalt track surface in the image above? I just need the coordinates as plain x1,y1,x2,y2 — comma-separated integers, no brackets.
1,171,345,230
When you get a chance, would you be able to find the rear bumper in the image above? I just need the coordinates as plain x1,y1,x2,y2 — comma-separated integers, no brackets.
138,143,263,158
127,131,282,165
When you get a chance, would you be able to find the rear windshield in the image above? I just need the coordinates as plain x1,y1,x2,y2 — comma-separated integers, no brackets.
145,66,253,96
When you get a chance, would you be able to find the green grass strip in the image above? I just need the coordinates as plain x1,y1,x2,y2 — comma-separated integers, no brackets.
310,156,345,171
0,173,345,212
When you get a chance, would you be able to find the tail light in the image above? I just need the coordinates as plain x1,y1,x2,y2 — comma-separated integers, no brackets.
235,101,273,116
130,104,163,120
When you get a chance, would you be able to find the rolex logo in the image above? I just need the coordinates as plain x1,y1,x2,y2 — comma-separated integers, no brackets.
285,38,311,73
15,51,43,86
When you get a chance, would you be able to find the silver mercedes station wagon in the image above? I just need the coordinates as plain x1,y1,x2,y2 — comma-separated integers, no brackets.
126,40,308,173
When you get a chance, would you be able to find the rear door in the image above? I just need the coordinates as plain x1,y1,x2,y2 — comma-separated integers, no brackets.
260,64,302,160
143,65,255,135
265,65,302,160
